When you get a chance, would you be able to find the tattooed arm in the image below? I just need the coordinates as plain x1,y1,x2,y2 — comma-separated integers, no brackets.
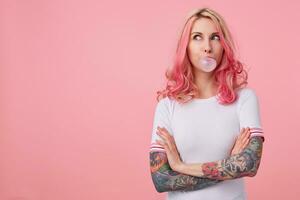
177,136,264,180
150,150,224,193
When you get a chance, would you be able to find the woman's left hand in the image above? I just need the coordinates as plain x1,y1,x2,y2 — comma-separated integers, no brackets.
155,126,183,172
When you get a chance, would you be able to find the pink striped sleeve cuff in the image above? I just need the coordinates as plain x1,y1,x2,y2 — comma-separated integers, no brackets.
150,142,166,152
249,127,265,142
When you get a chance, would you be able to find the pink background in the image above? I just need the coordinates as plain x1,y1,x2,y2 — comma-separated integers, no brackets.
1,0,299,199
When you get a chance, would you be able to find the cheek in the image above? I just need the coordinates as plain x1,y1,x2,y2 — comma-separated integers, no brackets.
214,44,223,57
187,43,199,57
187,45,193,59
217,49,224,64
213,42,222,51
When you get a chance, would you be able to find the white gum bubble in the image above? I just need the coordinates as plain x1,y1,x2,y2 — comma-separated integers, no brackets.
198,57,217,72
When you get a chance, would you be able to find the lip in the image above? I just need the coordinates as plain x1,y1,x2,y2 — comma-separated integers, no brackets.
202,56,215,60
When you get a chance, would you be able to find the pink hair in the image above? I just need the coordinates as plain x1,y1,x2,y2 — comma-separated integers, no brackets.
156,8,248,105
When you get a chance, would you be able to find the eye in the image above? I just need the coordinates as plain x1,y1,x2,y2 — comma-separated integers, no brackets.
192,34,220,41
193,35,201,40
212,35,220,40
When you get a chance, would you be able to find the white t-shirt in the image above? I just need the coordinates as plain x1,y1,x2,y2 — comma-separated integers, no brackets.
150,87,265,200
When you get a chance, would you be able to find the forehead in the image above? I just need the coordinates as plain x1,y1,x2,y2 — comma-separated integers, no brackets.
191,17,218,34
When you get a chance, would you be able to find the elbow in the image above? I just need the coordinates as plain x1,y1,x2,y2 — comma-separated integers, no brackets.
248,158,262,177
153,181,165,193
149,151,171,193
244,155,262,178
248,169,258,177
245,164,259,177
235,170,257,179
154,185,165,193
247,171,257,177
151,173,167,193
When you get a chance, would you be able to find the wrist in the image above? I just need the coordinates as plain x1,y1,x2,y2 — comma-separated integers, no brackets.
175,162,186,174
177,162,206,177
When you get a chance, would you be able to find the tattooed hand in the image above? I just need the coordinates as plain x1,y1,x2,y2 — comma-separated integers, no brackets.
155,126,183,172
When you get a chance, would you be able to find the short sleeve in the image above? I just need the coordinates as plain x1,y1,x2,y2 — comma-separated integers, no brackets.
238,89,265,142
149,97,173,153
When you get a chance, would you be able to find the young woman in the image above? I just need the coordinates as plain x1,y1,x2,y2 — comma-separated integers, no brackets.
149,7,265,200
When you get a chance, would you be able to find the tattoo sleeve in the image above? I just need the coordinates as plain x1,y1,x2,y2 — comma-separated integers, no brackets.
201,136,264,180
150,150,223,193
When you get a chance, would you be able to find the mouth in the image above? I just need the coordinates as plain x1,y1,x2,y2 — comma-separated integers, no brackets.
202,56,215,60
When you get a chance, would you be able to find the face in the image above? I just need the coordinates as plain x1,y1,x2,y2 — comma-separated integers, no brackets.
187,17,224,73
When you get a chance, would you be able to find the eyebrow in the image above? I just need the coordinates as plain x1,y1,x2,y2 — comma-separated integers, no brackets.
191,31,219,35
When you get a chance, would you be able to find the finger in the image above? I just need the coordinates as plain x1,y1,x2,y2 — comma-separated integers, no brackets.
242,138,250,148
245,127,250,134
240,127,247,134
241,129,249,139
157,127,170,138
155,139,166,148
235,135,241,145
240,127,245,133
242,133,250,144
241,130,250,143
157,126,168,133
158,128,174,144
160,127,172,139
237,128,246,139
156,130,173,150
156,130,166,139
158,129,178,152
236,133,244,145
164,134,177,151
246,137,250,145
156,139,171,153
239,138,248,149
244,130,251,140
156,131,169,147
155,139,162,145
157,129,170,140
157,138,170,150
242,128,249,136
237,132,242,140
246,129,251,137
231,137,237,150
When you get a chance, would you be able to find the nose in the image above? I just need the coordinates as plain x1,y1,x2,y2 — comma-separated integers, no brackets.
204,49,211,53
203,39,212,54
204,48,212,53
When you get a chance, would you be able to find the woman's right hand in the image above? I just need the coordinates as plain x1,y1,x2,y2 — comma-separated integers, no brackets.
230,127,251,156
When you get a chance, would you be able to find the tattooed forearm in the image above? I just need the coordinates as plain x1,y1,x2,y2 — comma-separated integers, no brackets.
201,136,264,180
150,151,223,193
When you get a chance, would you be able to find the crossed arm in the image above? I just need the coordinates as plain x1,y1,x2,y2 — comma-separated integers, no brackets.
150,136,264,193
150,150,223,193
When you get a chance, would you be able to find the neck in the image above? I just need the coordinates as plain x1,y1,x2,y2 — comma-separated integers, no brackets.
193,68,218,98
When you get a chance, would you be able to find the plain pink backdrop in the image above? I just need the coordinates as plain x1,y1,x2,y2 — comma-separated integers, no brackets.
1,0,299,199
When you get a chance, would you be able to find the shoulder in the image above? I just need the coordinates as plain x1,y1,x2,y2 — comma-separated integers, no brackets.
155,96,176,115
236,87,258,103
157,96,175,107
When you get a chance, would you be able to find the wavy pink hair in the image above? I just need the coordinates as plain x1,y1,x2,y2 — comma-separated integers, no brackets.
156,8,248,105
